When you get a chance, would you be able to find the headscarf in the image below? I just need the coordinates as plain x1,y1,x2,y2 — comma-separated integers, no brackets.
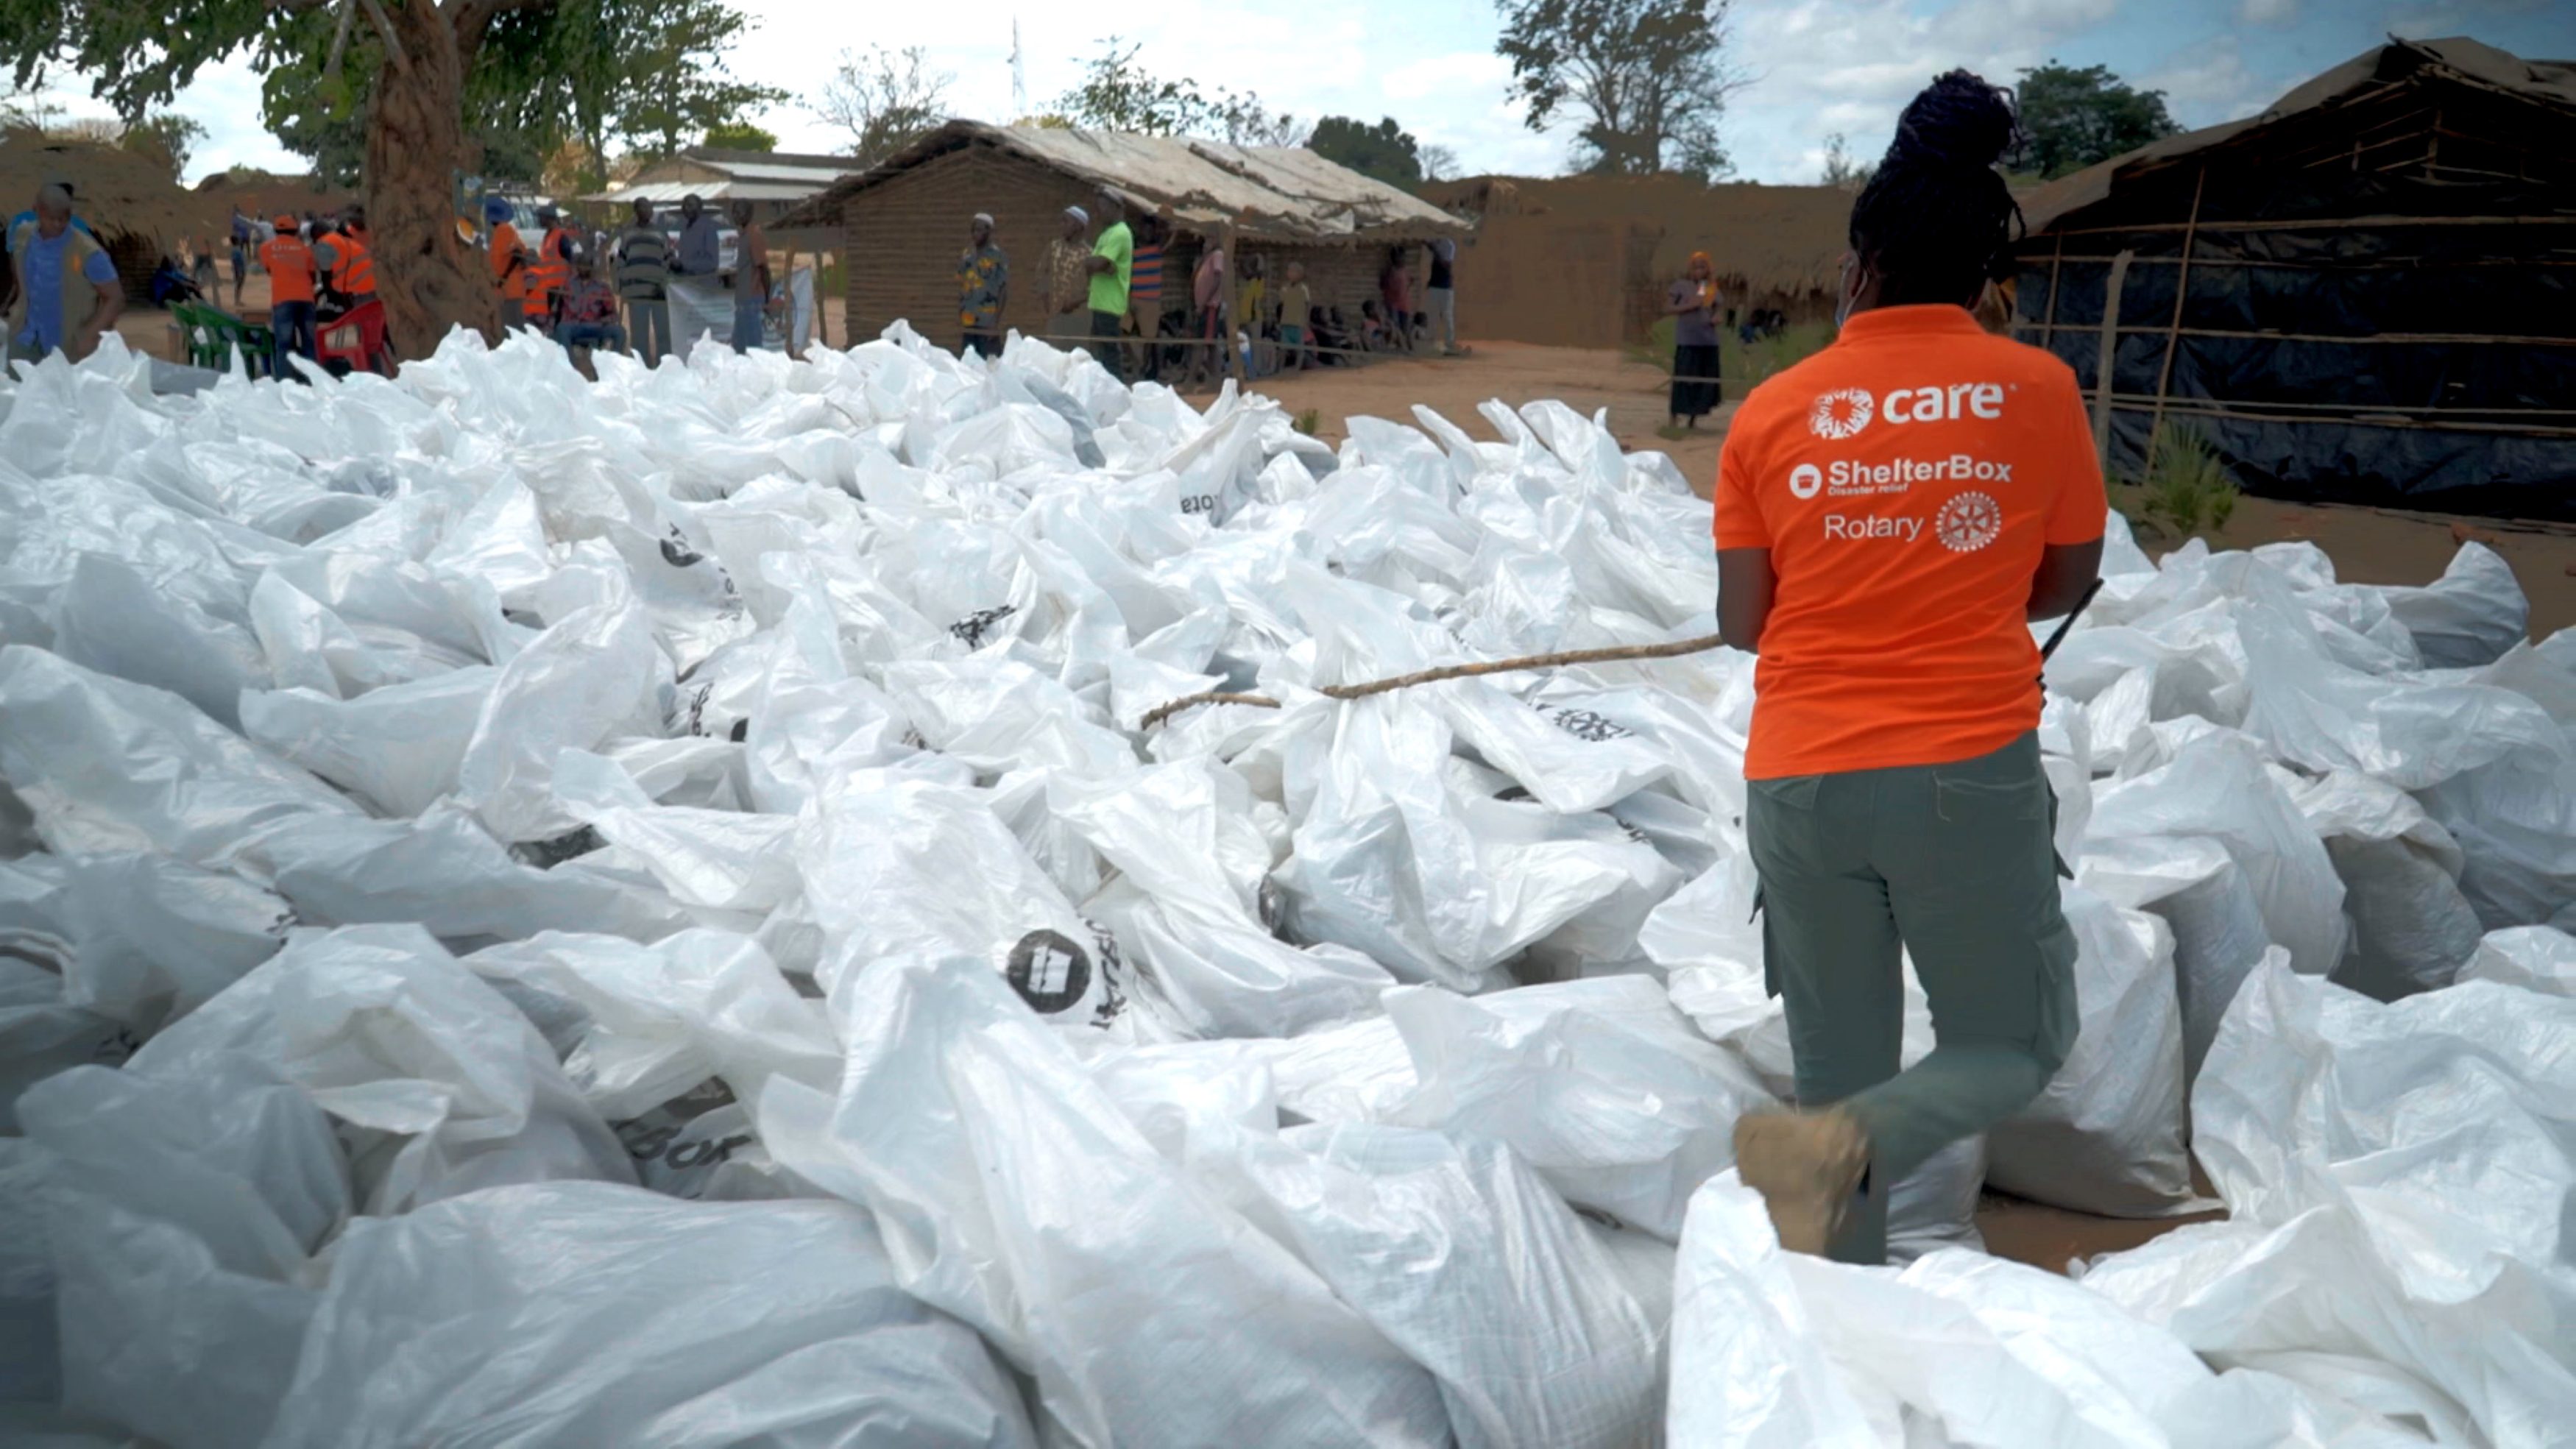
1688,249,1712,274
1064,205,1089,226
972,212,994,228
484,198,514,224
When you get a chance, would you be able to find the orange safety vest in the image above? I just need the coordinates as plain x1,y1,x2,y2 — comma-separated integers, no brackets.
260,233,316,305
489,222,527,301
331,230,375,295
528,227,573,300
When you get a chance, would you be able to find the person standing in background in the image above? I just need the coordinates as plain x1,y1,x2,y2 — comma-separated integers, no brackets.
526,205,576,328
1666,251,1722,429
5,185,121,365
258,212,319,378
1234,255,1272,378
1379,247,1414,352
1082,189,1132,382
673,194,722,281
485,199,529,329
229,205,251,307
1275,259,1312,373
1188,235,1226,387
1126,214,1164,382
1040,205,1090,338
614,198,672,364
1425,236,1459,355
191,232,218,297
725,199,770,352
957,211,1008,359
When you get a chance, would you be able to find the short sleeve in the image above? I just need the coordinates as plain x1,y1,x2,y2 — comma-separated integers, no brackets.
1713,428,1770,549
2043,377,2109,545
82,249,117,284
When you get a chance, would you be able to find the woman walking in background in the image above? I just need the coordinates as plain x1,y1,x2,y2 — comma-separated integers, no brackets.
1667,251,1722,428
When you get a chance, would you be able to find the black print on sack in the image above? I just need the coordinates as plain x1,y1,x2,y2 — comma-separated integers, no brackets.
949,603,1019,649
1006,928,1091,1015
1085,919,1128,1027
1536,704,1635,743
659,525,706,568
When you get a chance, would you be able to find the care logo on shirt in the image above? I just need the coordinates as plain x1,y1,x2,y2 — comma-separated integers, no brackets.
1808,381,2007,439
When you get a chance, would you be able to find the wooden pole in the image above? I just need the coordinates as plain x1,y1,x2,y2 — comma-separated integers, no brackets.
2092,249,2134,469
2039,230,2065,348
1222,221,1245,386
2142,161,2209,476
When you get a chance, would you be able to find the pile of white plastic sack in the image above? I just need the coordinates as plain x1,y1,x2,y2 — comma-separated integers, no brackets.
1,327,2571,1448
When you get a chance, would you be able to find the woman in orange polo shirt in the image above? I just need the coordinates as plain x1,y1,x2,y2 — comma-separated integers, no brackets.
1712,71,2106,1264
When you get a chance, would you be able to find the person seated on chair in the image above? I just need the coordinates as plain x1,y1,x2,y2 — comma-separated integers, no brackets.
556,258,627,360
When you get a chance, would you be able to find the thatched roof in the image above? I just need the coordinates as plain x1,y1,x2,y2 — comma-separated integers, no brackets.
1420,173,1855,298
2021,36,2576,234
0,132,215,247
196,169,359,230
779,119,1470,246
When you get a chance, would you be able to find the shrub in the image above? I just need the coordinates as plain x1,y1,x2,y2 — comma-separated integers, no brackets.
2134,424,2239,541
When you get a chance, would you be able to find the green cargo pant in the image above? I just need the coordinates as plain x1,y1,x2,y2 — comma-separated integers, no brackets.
1746,730,2078,1265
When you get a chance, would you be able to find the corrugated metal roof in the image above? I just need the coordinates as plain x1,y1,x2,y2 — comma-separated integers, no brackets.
777,120,1472,245
581,179,836,204
2023,37,2576,233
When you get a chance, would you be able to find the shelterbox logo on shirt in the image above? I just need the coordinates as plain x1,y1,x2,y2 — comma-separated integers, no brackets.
1808,381,2008,439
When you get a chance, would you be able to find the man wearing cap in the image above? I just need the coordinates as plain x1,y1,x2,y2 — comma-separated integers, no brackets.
6,184,121,366
1040,205,1090,339
956,212,1008,359
259,211,319,377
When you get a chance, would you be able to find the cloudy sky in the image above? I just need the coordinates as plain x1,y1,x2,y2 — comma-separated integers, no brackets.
21,0,2575,186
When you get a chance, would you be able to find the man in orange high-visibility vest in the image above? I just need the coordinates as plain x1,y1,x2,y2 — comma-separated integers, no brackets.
259,213,319,378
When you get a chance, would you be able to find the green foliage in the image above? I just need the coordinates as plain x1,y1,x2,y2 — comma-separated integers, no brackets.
1053,38,1303,146
1,0,782,190
2131,424,2238,540
118,111,205,176
1308,116,1422,187
1725,320,1830,398
1819,131,1872,190
1292,407,1321,436
1496,0,1742,180
815,43,949,166
701,119,777,152
1626,313,1677,372
2015,60,2181,180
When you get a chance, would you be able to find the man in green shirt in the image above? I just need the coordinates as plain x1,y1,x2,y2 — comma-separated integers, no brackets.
1082,189,1132,382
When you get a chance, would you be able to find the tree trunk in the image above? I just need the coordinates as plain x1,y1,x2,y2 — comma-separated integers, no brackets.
364,1,499,356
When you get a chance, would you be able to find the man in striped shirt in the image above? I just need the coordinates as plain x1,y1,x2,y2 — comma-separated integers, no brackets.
1127,214,1165,381
615,199,672,364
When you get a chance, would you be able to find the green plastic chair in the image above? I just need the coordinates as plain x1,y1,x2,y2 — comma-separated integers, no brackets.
173,303,231,371
197,308,275,379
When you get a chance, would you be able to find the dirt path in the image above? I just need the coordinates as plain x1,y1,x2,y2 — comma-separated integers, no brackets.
1250,341,2576,640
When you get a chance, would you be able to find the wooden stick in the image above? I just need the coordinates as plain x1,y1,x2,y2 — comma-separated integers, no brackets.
2091,249,2133,468
1137,690,1284,730
1140,632,1729,729
2143,163,2208,476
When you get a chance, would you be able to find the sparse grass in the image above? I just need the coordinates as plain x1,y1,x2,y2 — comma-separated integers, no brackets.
1624,315,1677,373
1292,407,1320,436
1724,322,1834,399
2123,424,2240,542
1627,316,1834,398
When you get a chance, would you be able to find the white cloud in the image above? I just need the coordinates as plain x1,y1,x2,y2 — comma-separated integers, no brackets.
2238,0,2299,24
2143,37,2272,122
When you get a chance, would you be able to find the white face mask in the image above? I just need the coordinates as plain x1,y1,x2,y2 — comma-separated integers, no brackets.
1834,253,1864,328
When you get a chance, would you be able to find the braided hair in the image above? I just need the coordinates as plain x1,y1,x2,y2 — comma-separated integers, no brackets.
1849,70,2023,307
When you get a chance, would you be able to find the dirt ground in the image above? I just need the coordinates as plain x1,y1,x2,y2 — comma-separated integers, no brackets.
1252,340,2576,640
